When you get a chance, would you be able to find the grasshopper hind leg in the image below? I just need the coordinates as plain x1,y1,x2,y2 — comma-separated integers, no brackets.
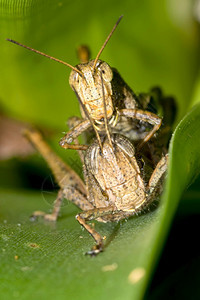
25,129,93,222
30,188,64,222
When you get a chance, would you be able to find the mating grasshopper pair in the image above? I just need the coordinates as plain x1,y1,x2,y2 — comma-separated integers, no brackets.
8,16,174,255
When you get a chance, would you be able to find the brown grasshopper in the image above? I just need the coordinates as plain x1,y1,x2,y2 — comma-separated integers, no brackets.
7,16,165,153
25,126,168,255
25,79,168,255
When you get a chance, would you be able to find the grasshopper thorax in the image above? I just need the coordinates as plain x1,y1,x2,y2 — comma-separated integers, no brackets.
69,59,114,121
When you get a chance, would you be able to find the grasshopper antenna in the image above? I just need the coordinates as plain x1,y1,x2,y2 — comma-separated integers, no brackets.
71,86,103,152
93,15,123,70
100,72,113,150
6,39,84,77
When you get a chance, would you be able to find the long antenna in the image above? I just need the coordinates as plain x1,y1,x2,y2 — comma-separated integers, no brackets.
100,72,113,150
6,38,83,77
71,86,103,152
93,15,123,70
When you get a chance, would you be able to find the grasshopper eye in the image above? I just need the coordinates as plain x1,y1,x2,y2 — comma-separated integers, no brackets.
98,62,113,82
69,70,80,86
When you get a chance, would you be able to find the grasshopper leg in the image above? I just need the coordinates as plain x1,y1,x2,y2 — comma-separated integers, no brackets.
67,116,88,163
25,129,93,221
59,119,91,151
118,108,162,149
76,206,118,255
30,188,64,221
146,154,169,205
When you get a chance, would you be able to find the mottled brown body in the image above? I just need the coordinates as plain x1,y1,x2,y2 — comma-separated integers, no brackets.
26,129,168,255
61,58,163,151
85,135,146,214
84,134,168,225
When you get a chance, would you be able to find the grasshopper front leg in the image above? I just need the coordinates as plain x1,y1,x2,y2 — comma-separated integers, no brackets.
118,108,162,149
59,119,91,151
59,109,162,152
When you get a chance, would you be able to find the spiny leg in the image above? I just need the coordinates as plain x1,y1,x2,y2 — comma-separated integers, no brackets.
31,188,64,221
25,129,93,221
67,116,87,163
24,129,86,192
59,119,91,150
118,108,162,149
76,206,118,256
32,184,94,221
60,108,162,152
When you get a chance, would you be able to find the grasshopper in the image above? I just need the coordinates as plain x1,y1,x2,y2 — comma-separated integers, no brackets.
25,126,168,255
7,16,168,153
25,80,168,255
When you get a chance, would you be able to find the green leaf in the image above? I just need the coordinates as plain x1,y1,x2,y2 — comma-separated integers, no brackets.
190,70,200,107
1,103,200,300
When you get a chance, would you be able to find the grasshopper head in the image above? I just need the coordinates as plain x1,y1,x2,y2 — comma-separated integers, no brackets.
69,59,113,121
